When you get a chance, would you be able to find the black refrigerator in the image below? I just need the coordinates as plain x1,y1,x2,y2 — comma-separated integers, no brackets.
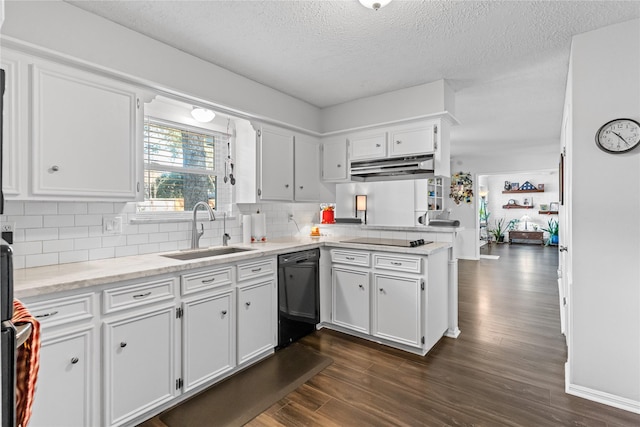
1,239,15,427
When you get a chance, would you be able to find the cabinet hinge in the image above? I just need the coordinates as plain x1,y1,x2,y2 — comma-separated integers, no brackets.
176,307,183,319
176,378,183,390
257,130,261,137
257,188,262,196
563,297,567,306
421,336,425,345
421,280,425,291
433,125,438,150
137,98,140,109
562,146,566,156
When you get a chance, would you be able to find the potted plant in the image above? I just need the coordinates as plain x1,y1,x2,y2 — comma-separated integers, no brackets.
541,218,559,245
490,218,508,243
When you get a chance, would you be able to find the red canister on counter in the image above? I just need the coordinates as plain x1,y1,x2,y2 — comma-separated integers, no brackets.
321,204,335,224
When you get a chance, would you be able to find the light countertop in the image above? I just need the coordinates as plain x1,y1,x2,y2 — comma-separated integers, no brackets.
14,236,452,299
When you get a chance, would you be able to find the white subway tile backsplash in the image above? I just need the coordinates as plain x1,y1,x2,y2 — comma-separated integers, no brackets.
25,228,59,242
10,200,321,269
89,247,115,261
74,237,102,250
59,250,89,264
26,253,59,268
43,239,74,253
75,214,103,227
43,214,75,228
25,202,58,215
58,202,88,215
59,226,89,239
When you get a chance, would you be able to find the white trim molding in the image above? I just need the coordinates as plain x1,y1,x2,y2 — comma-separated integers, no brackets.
565,366,640,414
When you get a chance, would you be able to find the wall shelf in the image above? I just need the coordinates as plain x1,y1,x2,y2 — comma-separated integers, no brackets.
502,205,534,209
502,189,544,194
539,211,558,215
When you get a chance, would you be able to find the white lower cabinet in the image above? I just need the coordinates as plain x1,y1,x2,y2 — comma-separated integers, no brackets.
237,279,276,365
182,289,235,392
332,266,370,334
103,304,178,427
372,273,422,347
29,327,94,427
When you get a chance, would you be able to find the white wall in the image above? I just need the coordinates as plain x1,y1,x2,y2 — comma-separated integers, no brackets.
320,79,454,133
1,0,321,133
568,18,640,409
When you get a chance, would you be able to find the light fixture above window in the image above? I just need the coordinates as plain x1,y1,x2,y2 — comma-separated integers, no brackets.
191,107,215,123
359,0,392,10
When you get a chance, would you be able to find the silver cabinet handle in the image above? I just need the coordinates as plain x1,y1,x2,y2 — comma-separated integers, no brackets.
391,261,402,266
221,310,227,316
120,342,127,348
35,311,58,319
358,284,364,289
133,292,151,299
559,246,568,252
202,277,216,284
245,302,251,307
379,288,385,293
299,186,304,190
337,164,342,168
71,357,79,364
375,143,381,147
395,140,402,144
50,165,60,172
345,256,355,260
251,267,262,273
285,184,289,188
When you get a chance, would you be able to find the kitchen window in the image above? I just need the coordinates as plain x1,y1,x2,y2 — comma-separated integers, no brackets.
140,117,229,213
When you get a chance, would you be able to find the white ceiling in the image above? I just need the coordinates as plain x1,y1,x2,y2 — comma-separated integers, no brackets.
65,0,640,158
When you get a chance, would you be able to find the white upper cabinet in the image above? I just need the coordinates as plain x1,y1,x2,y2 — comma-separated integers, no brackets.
389,123,435,157
320,136,349,182
1,51,23,198
258,125,294,201
294,133,319,202
31,61,140,200
349,130,387,161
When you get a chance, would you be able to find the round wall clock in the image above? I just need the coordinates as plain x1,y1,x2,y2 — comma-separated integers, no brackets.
595,118,640,154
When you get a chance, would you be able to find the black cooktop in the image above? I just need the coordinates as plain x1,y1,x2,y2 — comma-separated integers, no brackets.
340,237,432,248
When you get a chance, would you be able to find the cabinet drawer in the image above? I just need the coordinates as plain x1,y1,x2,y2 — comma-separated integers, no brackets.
181,266,233,296
237,259,275,282
27,293,94,328
331,250,370,267
103,278,176,314
373,254,422,274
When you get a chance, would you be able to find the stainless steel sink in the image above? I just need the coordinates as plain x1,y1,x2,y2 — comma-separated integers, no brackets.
161,247,254,261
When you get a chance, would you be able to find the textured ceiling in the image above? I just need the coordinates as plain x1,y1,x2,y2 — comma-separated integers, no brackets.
65,0,640,158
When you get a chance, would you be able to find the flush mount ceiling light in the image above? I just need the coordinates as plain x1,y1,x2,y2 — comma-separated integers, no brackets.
191,107,215,123
359,0,392,10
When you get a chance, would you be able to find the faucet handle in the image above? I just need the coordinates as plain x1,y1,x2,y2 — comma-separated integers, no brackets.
198,223,205,237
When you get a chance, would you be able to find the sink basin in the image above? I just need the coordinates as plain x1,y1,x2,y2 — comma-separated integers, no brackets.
161,247,254,261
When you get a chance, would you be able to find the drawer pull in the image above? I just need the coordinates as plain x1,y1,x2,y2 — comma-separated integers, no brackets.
201,277,216,284
120,342,127,348
375,143,381,147
251,267,262,273
396,140,402,144
132,292,151,299
245,302,251,307
70,357,79,365
221,310,227,316
379,288,385,293
345,256,355,261
35,311,59,319
358,284,364,290
390,261,403,266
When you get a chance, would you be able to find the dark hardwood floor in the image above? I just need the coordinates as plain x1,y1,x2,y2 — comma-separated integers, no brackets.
247,244,640,427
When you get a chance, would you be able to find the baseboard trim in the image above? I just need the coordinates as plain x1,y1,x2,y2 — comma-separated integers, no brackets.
566,382,640,414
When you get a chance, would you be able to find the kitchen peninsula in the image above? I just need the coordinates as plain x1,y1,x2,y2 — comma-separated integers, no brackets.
15,237,458,427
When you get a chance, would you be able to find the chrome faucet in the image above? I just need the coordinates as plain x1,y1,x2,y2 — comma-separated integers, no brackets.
222,212,230,246
191,201,216,250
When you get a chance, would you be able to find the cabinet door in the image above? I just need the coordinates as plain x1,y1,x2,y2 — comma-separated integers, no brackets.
29,328,93,427
321,137,348,181
31,62,139,200
259,126,294,200
103,305,177,427
182,291,235,392
332,267,370,334
1,54,22,197
372,274,422,347
349,131,386,160
237,279,276,365
389,124,435,157
294,134,319,202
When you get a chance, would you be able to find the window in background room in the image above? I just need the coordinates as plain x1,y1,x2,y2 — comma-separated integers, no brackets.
140,118,229,212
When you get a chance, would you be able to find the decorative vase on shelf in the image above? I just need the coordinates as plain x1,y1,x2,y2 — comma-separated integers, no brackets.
504,181,511,191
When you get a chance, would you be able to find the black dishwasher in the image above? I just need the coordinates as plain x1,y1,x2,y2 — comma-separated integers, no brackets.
277,248,320,348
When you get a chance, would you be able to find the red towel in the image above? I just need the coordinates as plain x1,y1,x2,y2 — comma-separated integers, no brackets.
12,299,41,427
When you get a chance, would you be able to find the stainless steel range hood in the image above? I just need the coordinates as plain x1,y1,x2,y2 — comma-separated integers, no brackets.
350,155,434,181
